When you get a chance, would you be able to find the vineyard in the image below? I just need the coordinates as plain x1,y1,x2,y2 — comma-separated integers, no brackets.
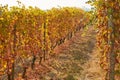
0,4,90,80
0,0,120,80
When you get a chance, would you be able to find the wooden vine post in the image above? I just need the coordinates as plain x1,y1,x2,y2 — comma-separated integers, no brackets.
43,22,46,61
107,1,115,79
11,24,17,80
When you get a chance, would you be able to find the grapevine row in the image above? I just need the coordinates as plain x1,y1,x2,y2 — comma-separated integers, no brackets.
88,0,120,80
0,5,89,79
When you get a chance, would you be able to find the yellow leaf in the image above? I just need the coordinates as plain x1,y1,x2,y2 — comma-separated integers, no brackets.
0,18,4,21
4,64,7,68
81,33,86,37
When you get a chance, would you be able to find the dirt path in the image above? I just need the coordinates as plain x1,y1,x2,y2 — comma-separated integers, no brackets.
42,27,104,80
25,27,105,80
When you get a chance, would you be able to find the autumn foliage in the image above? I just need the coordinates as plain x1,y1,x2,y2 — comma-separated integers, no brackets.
88,0,120,79
0,5,89,79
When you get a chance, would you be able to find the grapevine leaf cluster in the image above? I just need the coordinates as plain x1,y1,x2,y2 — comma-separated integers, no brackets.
88,0,120,79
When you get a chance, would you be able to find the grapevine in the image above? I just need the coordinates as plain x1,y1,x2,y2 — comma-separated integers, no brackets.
88,0,120,79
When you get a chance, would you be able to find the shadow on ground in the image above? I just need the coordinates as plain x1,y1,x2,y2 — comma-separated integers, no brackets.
42,27,96,80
